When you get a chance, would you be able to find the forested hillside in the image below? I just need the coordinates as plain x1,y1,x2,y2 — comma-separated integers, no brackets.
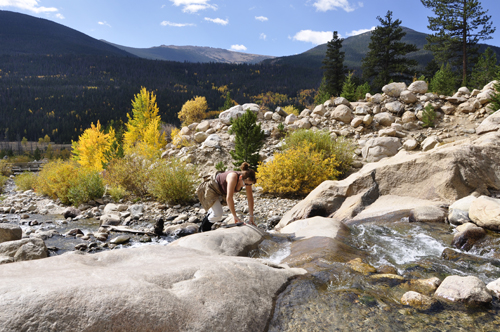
0,54,321,144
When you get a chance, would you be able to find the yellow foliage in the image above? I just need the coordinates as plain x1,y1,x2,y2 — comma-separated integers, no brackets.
257,142,340,197
282,105,300,116
71,120,118,171
34,160,79,205
178,96,208,126
123,87,166,157
171,127,194,149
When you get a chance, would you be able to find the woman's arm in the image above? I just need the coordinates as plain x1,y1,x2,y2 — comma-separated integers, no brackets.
226,172,242,223
245,184,255,226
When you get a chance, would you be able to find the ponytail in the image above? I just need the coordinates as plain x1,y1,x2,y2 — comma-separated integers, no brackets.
240,162,256,183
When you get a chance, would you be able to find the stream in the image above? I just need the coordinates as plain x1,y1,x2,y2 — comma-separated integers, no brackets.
3,213,500,331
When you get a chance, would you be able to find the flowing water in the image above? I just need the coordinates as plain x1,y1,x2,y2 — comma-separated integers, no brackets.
266,219,500,331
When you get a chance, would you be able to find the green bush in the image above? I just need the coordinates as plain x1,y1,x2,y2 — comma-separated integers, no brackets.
422,104,436,128
0,160,11,177
14,172,38,191
67,169,105,206
429,63,456,96
0,175,8,191
283,129,355,176
108,185,129,202
147,158,198,204
104,156,152,196
215,161,227,173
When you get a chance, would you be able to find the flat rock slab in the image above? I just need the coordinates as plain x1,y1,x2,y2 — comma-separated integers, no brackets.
0,245,305,332
346,195,445,225
169,224,265,256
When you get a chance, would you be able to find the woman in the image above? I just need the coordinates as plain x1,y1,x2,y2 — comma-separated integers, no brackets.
197,162,256,232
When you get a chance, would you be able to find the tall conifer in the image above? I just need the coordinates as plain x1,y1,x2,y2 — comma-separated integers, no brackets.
321,31,347,98
229,109,265,169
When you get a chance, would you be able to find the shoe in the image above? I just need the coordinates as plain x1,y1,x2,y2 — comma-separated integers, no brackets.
199,213,213,232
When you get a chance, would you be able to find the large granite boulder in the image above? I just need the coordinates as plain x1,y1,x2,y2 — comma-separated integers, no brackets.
361,137,402,162
382,82,407,97
0,246,305,332
434,275,492,305
408,81,428,94
469,195,500,231
476,110,500,134
170,225,265,256
331,105,353,123
0,224,22,243
0,237,48,263
276,132,500,227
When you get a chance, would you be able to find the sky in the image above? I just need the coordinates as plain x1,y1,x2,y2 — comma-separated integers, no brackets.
1,0,499,57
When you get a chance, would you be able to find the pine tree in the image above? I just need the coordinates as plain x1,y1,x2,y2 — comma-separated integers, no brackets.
362,11,418,91
228,109,265,169
421,0,496,85
340,72,357,102
469,47,500,89
321,31,347,97
314,77,331,105
430,63,457,96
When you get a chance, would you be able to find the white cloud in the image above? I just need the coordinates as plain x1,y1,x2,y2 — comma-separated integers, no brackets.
170,0,217,13
55,13,64,19
313,0,362,13
204,17,228,25
260,33,267,40
292,30,333,45
255,16,268,22
98,21,111,28
0,0,58,13
160,21,196,27
346,26,375,36
230,44,247,51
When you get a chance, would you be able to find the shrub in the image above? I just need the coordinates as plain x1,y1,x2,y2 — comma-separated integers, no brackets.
14,172,38,191
171,127,194,149
67,169,105,206
340,72,357,102
0,160,11,176
147,158,198,204
257,142,340,197
355,82,371,101
34,160,79,205
0,175,8,191
282,105,300,116
178,96,208,126
215,161,227,172
104,156,151,196
422,104,436,128
282,129,355,176
108,185,129,202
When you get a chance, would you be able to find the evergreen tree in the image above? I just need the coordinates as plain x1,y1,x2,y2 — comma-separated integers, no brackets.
222,91,234,110
321,31,347,97
469,47,500,89
421,0,496,85
362,11,418,91
488,75,500,113
228,109,265,169
314,77,331,105
430,63,457,96
340,72,357,102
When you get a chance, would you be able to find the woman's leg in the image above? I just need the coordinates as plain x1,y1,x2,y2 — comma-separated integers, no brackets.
200,198,223,232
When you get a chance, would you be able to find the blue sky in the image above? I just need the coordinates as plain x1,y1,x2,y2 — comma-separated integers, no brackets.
1,0,499,57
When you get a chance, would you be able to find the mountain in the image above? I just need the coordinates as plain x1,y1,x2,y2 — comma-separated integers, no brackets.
263,27,500,73
102,42,275,64
0,10,133,57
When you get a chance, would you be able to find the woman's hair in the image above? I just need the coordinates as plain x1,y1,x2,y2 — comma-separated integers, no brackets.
240,162,256,183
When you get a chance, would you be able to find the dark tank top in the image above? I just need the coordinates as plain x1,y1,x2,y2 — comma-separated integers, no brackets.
216,171,242,195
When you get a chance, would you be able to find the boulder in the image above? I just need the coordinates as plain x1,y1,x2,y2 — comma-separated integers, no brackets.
334,97,350,107
128,204,144,220
385,101,404,114
487,278,500,299
194,131,208,143
409,206,446,223
373,112,395,126
201,134,222,148
100,214,121,226
285,114,297,125
0,246,305,332
164,223,199,237
170,225,265,256
451,222,486,251
401,111,417,123
421,136,440,151
180,126,191,135
469,195,500,231
369,93,384,103
361,137,401,162
441,104,456,115
408,81,428,94
400,91,418,104
277,132,500,226
62,207,81,219
476,110,500,135
477,89,495,104
296,118,311,129
196,120,211,132
0,237,48,262
434,275,492,305
448,195,477,225
401,291,438,311
0,224,22,243
312,104,326,116
403,139,418,151
275,106,288,117
219,105,245,124
331,105,353,123
264,111,273,120
241,103,260,113
382,82,407,97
